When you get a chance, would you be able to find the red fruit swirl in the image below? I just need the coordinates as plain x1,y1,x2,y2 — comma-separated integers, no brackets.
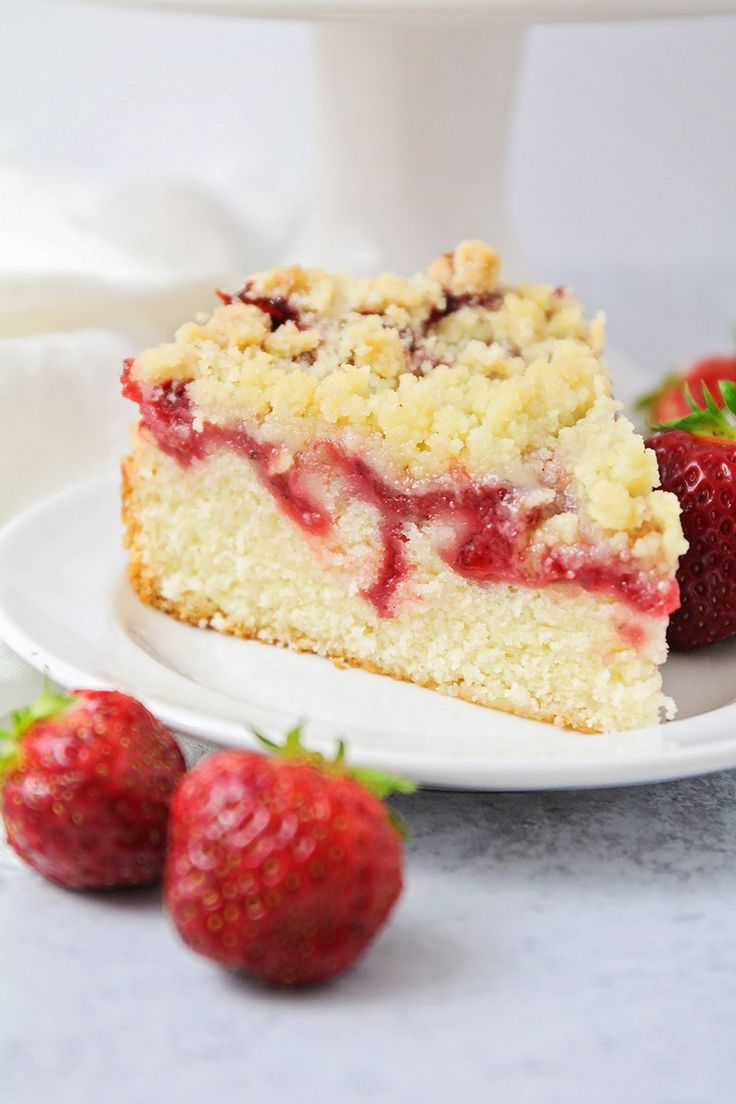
123,365,679,621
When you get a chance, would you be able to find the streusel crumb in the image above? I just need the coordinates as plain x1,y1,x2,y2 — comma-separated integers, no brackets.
122,243,686,732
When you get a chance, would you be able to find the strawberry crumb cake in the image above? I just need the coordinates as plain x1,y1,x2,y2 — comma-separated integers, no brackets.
121,242,686,733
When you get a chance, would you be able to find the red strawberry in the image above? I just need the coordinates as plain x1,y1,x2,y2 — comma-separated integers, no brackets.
639,354,736,427
646,379,736,649
1,686,186,888
164,728,414,986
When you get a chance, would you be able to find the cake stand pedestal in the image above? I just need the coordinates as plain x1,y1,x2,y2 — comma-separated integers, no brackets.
297,20,523,274
83,0,732,273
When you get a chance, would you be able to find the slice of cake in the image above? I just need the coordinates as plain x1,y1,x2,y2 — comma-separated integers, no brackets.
121,242,686,733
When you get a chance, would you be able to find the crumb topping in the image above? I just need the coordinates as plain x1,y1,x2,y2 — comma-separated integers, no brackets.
128,241,685,570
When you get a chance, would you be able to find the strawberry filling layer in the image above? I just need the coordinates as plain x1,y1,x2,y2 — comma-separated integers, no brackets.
123,365,679,621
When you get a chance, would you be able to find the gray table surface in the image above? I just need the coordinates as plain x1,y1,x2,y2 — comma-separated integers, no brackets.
3,738,735,1104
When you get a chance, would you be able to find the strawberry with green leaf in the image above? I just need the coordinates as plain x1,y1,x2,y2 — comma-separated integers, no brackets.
646,380,736,649
1,686,186,888
164,726,415,986
638,353,736,427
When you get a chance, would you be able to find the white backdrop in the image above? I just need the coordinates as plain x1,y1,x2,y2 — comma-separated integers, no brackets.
1,0,735,373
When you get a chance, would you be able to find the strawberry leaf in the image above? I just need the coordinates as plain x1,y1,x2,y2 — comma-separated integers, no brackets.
0,740,17,773
347,765,417,800
701,381,722,417
652,379,736,440
0,683,74,778
250,724,418,818
720,379,736,418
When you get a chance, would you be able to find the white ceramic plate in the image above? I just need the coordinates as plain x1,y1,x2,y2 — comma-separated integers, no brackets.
0,474,735,790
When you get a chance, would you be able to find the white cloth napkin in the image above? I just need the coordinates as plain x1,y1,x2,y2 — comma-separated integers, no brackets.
0,163,285,721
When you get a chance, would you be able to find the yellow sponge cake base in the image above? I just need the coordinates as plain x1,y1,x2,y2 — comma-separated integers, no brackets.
123,432,673,734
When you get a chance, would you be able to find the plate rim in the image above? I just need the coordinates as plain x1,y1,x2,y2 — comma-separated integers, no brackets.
1,473,736,791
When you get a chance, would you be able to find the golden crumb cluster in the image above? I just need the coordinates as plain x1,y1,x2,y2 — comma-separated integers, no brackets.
129,241,684,571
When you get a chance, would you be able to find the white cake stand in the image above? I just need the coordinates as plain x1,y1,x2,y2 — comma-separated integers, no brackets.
84,0,733,272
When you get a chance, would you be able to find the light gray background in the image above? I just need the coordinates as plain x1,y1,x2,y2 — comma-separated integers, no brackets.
2,4,736,1102
3,774,736,1104
2,0,736,370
